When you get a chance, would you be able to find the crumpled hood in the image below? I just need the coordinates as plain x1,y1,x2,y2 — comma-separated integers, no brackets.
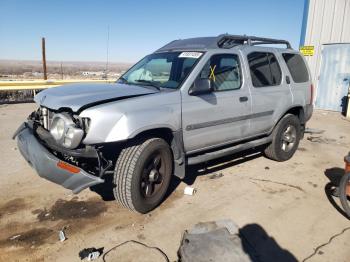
34,83,157,112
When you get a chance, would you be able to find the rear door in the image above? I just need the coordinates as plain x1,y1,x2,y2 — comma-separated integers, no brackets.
281,52,312,110
242,48,292,136
181,52,252,153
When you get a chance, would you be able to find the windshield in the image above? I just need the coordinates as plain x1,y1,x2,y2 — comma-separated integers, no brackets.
119,51,203,89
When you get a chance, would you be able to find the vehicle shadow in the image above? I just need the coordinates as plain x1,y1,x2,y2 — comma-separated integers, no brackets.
164,148,264,201
323,167,349,219
90,173,116,201
240,223,297,262
324,167,344,185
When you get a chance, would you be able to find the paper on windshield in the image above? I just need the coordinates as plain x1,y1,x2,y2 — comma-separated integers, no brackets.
178,52,203,59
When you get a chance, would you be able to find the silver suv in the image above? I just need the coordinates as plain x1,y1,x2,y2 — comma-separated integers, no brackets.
14,35,313,213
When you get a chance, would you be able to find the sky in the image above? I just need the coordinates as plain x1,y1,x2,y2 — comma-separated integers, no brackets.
0,0,306,63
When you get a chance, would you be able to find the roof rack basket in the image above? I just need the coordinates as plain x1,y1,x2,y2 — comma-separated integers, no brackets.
217,35,292,49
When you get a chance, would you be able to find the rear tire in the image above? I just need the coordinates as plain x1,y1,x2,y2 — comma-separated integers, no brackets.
113,137,173,213
339,172,350,218
264,114,301,161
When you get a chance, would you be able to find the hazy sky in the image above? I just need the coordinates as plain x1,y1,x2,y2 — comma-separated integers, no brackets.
0,0,306,63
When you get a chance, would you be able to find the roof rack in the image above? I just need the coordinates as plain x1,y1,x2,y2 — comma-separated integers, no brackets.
217,34,292,49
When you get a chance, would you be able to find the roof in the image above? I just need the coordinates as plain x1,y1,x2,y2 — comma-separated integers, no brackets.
156,34,292,52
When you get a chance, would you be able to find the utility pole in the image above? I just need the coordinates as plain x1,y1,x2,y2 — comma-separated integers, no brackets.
60,62,64,79
105,25,110,79
42,37,47,80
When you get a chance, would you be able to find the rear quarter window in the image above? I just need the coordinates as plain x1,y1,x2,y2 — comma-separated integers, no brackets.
282,53,309,83
247,52,282,87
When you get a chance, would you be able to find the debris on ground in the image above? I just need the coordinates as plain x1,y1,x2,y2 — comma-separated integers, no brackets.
58,228,66,242
79,247,104,261
178,220,298,262
209,173,224,179
264,166,270,170
88,251,101,261
307,136,323,143
307,136,336,144
102,240,168,261
184,186,197,196
304,128,325,134
178,219,252,262
329,185,340,197
9,234,21,240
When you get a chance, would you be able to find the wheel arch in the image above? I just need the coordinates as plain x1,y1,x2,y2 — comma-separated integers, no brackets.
132,127,175,144
130,127,186,180
284,106,305,125
270,106,305,136
275,106,305,127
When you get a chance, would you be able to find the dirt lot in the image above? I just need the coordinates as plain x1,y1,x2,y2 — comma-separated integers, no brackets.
0,103,350,262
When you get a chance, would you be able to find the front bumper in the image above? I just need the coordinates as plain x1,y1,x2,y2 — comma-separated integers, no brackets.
16,125,104,193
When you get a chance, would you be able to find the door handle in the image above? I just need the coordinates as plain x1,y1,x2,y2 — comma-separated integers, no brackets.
239,96,248,102
286,76,291,84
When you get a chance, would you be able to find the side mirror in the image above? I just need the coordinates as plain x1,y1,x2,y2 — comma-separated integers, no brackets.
189,78,213,96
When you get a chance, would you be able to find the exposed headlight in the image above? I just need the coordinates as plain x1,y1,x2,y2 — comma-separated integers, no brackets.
50,117,65,141
49,113,84,149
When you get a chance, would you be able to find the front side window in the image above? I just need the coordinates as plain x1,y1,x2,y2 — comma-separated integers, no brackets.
248,52,282,87
282,53,309,83
199,54,242,91
119,52,202,89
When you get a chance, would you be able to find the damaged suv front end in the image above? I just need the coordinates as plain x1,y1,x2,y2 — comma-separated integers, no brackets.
13,79,164,194
13,48,202,213
14,106,106,193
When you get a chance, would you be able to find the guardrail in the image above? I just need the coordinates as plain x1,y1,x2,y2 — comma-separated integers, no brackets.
0,79,117,91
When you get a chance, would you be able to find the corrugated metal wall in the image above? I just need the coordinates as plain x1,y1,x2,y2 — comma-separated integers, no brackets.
300,0,350,110
316,44,350,111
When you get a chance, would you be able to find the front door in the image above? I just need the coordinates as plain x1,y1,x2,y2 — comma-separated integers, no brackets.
181,53,252,153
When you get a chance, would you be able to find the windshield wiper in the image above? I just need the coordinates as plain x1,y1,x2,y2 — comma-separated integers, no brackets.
135,80,161,91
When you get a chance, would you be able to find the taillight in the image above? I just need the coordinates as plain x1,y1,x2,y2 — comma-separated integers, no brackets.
309,83,314,105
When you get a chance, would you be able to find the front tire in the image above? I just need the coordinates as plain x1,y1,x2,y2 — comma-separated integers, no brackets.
113,137,173,213
264,114,301,161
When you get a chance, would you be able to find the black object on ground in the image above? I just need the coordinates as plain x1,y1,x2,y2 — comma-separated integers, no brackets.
79,247,104,260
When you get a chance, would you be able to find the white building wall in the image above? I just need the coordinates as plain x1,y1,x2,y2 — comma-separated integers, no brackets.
301,0,350,87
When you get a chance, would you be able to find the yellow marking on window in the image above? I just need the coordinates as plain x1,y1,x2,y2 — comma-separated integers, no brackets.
209,65,216,81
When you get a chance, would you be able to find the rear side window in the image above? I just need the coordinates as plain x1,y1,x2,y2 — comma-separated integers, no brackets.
248,52,282,87
282,53,309,83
